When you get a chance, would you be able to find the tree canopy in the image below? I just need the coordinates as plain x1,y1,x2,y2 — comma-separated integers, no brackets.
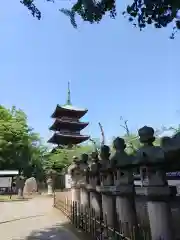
0,105,46,179
21,0,180,38
44,144,94,174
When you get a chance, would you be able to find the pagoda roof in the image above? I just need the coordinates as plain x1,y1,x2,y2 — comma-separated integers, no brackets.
51,104,88,119
61,104,87,112
49,118,89,131
48,133,90,145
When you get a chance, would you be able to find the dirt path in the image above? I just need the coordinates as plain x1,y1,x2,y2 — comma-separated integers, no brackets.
0,197,79,240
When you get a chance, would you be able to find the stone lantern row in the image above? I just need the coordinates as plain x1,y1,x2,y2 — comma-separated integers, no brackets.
68,126,180,240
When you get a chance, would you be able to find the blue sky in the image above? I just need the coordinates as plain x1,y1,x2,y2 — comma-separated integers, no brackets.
1,0,180,145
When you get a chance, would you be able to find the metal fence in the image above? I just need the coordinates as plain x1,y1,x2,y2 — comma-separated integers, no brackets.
54,196,151,240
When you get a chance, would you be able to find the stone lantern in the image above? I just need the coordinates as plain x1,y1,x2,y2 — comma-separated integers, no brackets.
46,169,56,195
79,153,89,208
135,126,174,240
67,156,81,202
97,145,115,227
87,151,102,218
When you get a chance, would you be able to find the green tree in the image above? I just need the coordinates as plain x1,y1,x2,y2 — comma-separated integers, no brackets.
123,133,141,154
43,144,94,174
162,125,180,135
21,0,180,38
0,105,47,180
117,118,163,154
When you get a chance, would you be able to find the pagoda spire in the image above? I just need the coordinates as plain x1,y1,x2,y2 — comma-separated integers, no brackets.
66,81,72,105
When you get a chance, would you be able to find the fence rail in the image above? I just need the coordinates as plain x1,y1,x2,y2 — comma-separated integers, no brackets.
54,196,151,240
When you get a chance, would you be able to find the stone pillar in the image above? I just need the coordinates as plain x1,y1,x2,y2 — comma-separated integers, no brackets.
89,175,102,218
99,171,115,226
79,154,90,208
87,152,102,219
16,176,25,199
97,145,115,226
46,170,56,196
71,186,80,202
140,167,174,240
67,158,81,203
80,186,89,207
47,178,53,195
18,188,23,198
115,169,137,236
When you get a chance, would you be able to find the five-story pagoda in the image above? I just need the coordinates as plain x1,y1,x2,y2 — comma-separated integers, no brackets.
48,82,89,148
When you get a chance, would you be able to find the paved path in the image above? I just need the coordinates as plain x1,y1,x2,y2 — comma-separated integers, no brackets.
0,197,79,240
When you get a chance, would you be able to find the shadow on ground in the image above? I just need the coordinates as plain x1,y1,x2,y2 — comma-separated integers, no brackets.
20,222,92,240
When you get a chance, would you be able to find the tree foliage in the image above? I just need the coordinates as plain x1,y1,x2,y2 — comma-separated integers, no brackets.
118,118,170,154
43,144,95,173
0,105,46,179
21,0,180,38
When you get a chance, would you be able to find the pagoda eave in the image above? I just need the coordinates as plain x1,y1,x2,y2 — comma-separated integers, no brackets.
51,105,88,119
49,119,89,131
48,133,90,145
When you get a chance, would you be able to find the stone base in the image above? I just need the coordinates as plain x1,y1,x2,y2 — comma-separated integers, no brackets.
90,191,102,218
139,186,174,240
147,201,174,240
116,196,137,235
102,194,115,226
80,188,89,208
17,189,24,198
47,185,53,195
71,187,80,202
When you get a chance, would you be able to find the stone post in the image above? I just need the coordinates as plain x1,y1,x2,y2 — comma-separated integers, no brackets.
47,178,53,195
46,170,56,196
79,154,89,208
114,168,137,236
71,187,80,202
16,176,25,199
67,156,81,203
88,151,102,218
97,145,115,227
136,126,174,240
111,137,138,237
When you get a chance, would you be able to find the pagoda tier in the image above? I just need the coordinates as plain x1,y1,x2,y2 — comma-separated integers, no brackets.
51,104,88,119
49,118,89,131
48,132,89,145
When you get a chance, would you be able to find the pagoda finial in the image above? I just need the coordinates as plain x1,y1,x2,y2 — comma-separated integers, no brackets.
66,81,72,105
